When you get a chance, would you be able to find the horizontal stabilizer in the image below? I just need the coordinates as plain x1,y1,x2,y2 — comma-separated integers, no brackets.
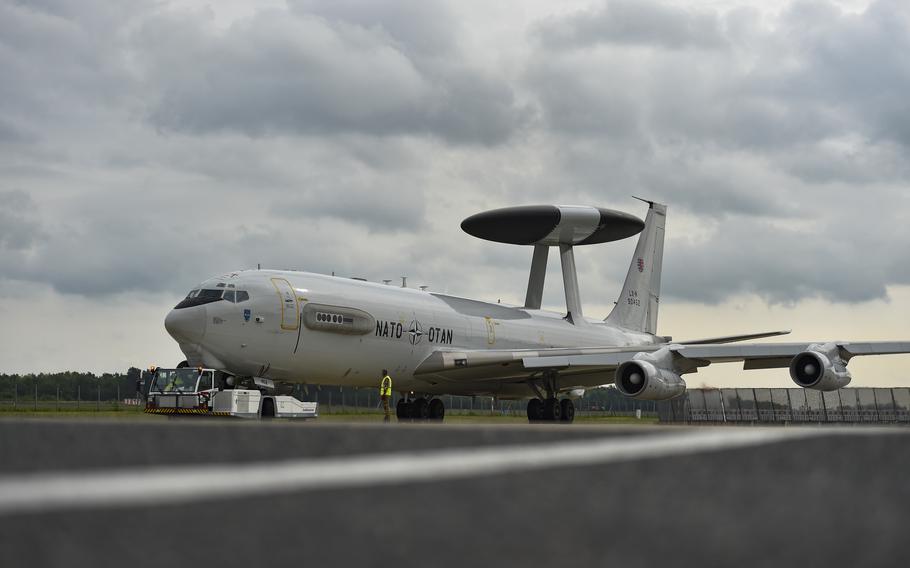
677,330,792,345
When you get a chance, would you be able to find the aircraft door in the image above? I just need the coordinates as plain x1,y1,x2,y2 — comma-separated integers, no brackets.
270,278,300,331
484,317,496,345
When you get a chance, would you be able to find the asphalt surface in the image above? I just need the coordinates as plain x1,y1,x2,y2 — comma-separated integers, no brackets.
1,419,908,568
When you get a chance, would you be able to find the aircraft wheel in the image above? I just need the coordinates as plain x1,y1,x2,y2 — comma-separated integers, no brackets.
560,399,575,423
261,397,276,419
413,397,430,420
176,360,189,368
527,398,544,422
543,398,561,422
396,398,409,420
428,398,445,421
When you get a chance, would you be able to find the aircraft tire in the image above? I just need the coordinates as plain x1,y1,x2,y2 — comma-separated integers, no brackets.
526,398,544,422
428,398,445,421
543,398,561,421
413,397,430,420
176,360,189,368
396,398,409,420
559,399,575,423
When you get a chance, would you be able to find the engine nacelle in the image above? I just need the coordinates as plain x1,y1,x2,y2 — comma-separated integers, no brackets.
789,342,852,391
614,348,686,401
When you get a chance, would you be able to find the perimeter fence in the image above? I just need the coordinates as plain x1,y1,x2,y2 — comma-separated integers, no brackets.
658,387,910,424
0,373,141,411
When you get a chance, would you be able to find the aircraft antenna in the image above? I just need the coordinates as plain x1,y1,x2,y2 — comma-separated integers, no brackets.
460,204,644,325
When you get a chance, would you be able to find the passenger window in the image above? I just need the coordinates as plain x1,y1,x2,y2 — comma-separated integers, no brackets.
223,290,236,303
236,291,250,303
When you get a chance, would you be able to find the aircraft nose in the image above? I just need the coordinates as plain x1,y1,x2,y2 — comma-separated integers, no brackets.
165,306,206,344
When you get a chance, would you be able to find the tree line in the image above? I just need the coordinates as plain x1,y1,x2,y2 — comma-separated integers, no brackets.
0,368,656,412
0,368,144,402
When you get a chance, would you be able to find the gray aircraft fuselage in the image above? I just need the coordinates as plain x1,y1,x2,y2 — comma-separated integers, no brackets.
165,269,657,397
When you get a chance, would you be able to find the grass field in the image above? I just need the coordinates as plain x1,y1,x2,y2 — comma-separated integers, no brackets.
0,402,657,424
316,412,658,424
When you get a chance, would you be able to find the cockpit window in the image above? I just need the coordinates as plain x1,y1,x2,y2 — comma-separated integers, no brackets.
236,291,250,303
174,288,225,310
223,290,236,303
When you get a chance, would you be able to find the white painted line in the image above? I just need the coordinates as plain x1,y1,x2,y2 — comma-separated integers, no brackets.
0,428,869,516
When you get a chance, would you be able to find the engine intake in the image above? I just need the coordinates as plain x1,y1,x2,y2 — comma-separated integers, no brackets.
789,343,851,391
614,348,686,400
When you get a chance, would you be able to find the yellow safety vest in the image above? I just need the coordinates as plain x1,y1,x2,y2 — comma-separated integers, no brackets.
380,375,392,397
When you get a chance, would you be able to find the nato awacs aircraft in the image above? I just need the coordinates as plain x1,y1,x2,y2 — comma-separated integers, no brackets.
164,199,910,422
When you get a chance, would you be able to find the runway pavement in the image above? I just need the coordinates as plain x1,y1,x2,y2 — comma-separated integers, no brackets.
0,418,908,567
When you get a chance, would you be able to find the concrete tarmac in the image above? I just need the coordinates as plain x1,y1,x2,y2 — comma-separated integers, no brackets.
0,418,908,567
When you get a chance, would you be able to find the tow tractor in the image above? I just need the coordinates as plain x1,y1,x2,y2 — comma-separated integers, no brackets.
144,367,318,419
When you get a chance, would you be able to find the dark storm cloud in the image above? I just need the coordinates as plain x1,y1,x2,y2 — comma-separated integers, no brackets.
0,190,44,250
535,0,727,50
525,61,642,137
0,0,142,122
1,0,909,310
801,1,910,147
0,119,34,144
637,164,791,219
531,0,910,150
663,211,910,305
0,199,211,297
269,178,428,232
289,0,457,56
140,6,529,145
521,0,910,304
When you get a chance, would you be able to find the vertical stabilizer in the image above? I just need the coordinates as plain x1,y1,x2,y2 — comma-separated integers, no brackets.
606,201,667,334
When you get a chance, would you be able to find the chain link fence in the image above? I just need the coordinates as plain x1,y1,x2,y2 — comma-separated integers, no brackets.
658,387,910,424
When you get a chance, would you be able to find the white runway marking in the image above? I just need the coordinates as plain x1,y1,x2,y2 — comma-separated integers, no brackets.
0,428,883,516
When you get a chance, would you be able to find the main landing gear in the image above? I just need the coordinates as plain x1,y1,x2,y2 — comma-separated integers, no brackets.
526,397,575,423
527,370,575,423
396,396,445,422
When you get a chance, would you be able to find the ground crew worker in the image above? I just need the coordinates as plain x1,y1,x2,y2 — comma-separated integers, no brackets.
379,370,393,422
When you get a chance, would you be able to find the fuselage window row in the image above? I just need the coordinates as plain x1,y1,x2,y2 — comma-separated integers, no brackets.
316,312,351,325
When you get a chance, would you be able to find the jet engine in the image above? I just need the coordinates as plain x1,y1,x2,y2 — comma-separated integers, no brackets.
614,348,686,400
789,342,852,391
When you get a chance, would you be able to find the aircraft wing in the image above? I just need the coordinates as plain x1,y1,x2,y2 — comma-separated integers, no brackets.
413,345,655,385
523,341,910,371
675,330,791,345
414,341,910,386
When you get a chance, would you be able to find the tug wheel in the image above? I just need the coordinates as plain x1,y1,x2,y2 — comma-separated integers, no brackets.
261,397,276,419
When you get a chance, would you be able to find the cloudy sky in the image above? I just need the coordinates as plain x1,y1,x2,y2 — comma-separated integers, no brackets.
1,0,909,387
